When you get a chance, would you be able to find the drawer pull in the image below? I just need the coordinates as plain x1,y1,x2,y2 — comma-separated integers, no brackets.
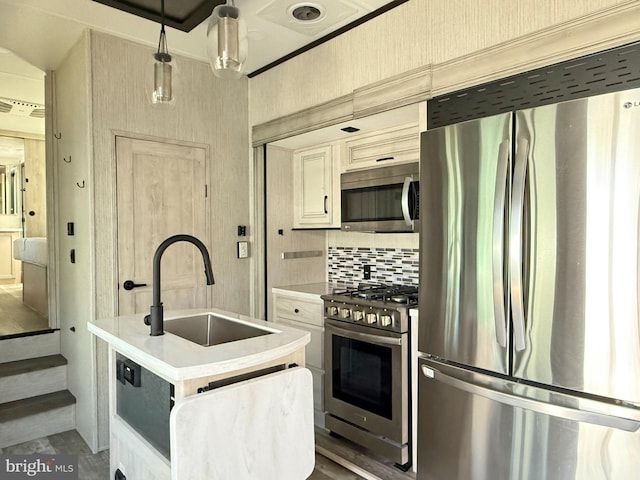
294,308,299,313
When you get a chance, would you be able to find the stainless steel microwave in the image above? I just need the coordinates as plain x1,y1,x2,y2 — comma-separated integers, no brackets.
341,162,419,233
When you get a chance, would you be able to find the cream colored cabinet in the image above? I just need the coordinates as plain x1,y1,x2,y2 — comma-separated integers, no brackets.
292,144,340,228
273,292,325,427
0,231,21,284
342,122,420,171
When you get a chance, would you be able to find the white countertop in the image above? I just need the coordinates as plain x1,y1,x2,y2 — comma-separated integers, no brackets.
272,282,345,300
88,308,310,382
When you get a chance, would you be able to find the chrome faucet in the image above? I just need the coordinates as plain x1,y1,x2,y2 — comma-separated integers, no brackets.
144,234,215,336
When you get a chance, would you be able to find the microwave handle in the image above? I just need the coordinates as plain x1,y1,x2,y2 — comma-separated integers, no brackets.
401,177,414,227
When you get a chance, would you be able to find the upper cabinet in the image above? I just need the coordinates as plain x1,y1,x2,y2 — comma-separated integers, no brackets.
342,122,420,172
292,144,340,229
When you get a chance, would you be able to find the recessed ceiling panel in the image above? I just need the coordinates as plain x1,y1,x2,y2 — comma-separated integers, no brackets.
258,0,361,37
91,0,225,32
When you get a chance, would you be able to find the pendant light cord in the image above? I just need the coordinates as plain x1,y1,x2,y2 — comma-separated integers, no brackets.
155,0,171,61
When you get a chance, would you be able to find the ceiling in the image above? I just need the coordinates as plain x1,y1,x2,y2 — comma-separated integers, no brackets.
0,0,405,138
0,0,403,75
0,48,45,135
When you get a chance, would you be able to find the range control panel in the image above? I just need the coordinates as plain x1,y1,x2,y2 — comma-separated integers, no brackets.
323,300,408,333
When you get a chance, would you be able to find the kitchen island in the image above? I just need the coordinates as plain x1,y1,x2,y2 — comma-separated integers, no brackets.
89,308,314,480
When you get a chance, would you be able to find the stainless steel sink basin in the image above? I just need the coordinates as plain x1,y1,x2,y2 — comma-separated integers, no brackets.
164,313,274,347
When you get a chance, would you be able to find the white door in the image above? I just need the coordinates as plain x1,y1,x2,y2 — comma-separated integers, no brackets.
116,136,208,315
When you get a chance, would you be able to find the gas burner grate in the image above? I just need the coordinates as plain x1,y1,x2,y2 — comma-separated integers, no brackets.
330,284,419,305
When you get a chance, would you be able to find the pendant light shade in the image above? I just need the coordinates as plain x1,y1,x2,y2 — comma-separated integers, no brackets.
206,0,248,79
152,0,174,104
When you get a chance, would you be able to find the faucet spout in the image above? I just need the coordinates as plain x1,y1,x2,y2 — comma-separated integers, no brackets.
144,234,215,336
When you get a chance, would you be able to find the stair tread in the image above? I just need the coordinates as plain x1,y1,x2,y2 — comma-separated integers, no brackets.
0,355,67,379
0,391,75,422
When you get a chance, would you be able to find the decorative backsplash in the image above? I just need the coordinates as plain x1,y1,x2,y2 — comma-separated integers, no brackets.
327,246,419,287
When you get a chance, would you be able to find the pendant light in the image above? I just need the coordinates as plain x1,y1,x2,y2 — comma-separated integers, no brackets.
152,0,173,104
206,0,248,79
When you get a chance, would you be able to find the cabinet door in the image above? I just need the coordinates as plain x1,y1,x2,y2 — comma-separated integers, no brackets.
343,123,419,171
293,145,337,228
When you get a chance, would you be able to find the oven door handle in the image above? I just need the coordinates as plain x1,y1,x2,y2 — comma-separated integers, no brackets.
327,323,402,346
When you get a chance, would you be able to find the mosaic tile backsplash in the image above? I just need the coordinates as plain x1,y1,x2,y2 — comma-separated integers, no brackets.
327,246,419,287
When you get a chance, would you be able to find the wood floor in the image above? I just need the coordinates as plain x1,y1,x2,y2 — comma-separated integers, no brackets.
315,428,416,480
0,430,403,479
0,284,49,337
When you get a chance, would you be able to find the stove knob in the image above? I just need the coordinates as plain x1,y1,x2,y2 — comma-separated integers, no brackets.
352,310,364,322
326,306,338,316
380,314,393,327
366,313,377,324
339,308,351,319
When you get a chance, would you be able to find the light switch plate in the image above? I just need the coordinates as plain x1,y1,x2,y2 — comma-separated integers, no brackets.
237,241,249,259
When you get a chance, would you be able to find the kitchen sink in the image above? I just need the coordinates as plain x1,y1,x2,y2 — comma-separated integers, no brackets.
164,314,274,347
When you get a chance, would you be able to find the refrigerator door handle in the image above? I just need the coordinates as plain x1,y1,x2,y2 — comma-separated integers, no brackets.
492,140,510,348
510,138,529,351
421,363,640,432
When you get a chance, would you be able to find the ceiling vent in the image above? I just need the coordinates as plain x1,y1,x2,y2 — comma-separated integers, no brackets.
0,97,45,118
258,0,362,36
291,4,323,22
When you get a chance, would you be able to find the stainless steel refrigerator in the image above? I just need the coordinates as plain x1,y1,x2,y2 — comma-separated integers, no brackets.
417,87,640,480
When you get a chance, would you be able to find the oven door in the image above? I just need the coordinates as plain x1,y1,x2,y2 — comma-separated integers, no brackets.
324,318,409,444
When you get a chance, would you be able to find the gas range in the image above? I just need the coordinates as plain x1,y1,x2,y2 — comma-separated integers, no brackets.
322,283,418,468
321,284,418,333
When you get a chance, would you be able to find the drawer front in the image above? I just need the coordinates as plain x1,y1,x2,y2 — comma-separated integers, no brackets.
274,295,324,327
274,317,324,369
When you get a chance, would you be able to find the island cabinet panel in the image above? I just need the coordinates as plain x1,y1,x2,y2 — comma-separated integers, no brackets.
170,367,315,480
111,417,171,480
273,292,326,427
